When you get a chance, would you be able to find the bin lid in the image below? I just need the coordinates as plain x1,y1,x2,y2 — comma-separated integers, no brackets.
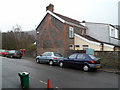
22,72,29,75
18,72,29,75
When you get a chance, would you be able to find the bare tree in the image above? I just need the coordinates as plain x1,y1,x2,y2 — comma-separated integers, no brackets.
2,24,35,51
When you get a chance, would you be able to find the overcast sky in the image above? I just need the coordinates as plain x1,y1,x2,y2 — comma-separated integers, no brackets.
0,0,119,32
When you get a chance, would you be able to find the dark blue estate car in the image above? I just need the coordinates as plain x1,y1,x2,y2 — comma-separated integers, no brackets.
58,53,101,71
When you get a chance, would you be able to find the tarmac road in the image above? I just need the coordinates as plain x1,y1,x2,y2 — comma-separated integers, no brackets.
1,56,119,89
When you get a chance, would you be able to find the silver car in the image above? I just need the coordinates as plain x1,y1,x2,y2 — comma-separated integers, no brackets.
36,52,63,65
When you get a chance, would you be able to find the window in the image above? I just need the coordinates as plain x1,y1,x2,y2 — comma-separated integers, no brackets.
69,44,74,50
115,29,118,38
69,27,74,38
82,45,88,50
54,53,63,57
111,29,115,37
47,53,52,56
17,51,21,54
75,45,80,50
110,27,119,39
69,54,77,59
89,55,97,61
42,52,48,56
77,54,85,60
9,50,15,53
75,45,80,47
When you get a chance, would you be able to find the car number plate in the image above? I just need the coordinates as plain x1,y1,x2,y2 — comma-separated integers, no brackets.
96,66,101,68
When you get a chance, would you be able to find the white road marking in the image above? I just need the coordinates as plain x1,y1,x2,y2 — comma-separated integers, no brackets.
39,80,47,85
39,80,62,90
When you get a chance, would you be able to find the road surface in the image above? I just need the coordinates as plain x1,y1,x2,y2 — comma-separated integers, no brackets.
1,56,119,89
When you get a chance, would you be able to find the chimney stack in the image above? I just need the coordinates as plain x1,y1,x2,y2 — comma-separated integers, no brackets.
46,4,54,12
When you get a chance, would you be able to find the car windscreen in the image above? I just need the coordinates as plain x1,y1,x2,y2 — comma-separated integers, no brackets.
54,53,63,57
9,50,16,53
89,55,98,60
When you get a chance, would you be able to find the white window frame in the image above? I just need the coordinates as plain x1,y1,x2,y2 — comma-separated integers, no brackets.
69,27,74,38
69,44,74,50
109,26,118,39
111,28,115,37
115,29,118,38
82,45,89,50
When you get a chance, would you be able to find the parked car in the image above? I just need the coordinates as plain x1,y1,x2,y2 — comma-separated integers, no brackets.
58,53,101,72
6,50,22,58
0,50,5,56
2,50,9,56
36,52,63,65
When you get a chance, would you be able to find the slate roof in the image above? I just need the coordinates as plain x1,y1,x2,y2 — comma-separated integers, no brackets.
53,12,85,28
36,9,119,47
80,34,120,47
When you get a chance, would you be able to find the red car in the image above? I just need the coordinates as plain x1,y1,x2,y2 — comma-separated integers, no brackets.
0,50,5,56
2,50,9,56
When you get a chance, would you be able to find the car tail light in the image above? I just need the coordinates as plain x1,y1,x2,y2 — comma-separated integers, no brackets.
90,60,95,64
53,57,58,59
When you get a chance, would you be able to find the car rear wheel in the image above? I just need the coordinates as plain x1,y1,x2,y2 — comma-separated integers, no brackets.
83,65,90,72
49,60,53,66
59,62,64,68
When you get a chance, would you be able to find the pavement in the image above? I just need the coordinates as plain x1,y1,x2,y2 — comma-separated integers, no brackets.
99,68,120,74
23,56,120,74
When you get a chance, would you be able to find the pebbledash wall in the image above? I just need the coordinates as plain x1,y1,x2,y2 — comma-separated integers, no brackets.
74,34,114,51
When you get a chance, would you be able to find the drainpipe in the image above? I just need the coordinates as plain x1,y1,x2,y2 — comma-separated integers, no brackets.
100,43,104,51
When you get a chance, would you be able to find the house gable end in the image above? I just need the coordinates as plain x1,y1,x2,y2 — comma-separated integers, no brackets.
36,13,49,31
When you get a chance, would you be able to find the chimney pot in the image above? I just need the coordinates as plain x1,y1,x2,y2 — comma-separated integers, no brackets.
46,4,54,12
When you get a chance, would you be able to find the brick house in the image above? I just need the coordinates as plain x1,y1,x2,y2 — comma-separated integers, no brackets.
36,4,86,56
36,4,120,56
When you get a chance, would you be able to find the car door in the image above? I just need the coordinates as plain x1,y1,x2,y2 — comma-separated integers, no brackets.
66,54,78,67
46,52,52,62
39,52,48,63
74,54,85,68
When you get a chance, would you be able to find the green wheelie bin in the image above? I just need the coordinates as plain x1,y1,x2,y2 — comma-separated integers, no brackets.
18,72,30,88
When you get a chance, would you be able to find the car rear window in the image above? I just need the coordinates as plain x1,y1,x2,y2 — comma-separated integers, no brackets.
9,50,16,53
0,50,5,52
89,55,97,60
54,53,63,57
5,51,9,52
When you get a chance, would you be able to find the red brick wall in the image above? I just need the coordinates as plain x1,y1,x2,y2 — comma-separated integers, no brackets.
36,13,86,56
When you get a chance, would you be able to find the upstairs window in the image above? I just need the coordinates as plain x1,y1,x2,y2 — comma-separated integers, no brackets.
111,29,115,37
69,27,74,38
115,29,118,39
110,26,119,39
